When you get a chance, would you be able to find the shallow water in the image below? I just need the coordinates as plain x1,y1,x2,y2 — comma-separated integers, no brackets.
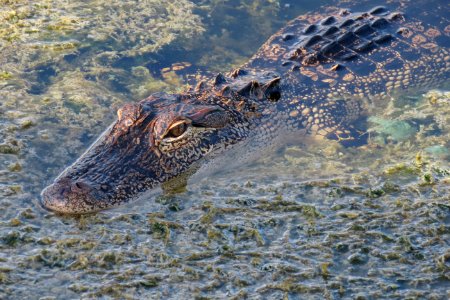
0,0,449,299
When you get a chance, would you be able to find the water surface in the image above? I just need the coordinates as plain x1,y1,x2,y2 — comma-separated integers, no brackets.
0,0,449,299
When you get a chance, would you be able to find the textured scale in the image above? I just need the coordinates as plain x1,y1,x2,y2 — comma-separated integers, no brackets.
229,0,450,139
41,0,450,213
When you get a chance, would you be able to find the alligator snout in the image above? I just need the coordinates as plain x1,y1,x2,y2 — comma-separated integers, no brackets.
41,177,107,214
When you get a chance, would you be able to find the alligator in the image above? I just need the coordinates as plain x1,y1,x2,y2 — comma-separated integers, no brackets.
41,0,449,213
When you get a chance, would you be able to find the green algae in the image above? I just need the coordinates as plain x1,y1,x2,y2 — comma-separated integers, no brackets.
0,0,208,164
0,71,12,80
0,144,20,155
368,117,417,142
425,145,449,157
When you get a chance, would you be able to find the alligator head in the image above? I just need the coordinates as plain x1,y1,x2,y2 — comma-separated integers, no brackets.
40,70,282,214
40,90,254,213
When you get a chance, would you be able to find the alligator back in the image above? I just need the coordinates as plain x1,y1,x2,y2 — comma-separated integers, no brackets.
236,0,449,141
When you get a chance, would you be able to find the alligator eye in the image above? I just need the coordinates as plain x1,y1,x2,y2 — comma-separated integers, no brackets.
166,121,189,138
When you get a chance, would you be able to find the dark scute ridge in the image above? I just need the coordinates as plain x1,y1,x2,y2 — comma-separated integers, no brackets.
354,41,375,53
282,33,295,41
339,19,355,28
354,24,375,36
304,24,318,35
321,41,344,56
373,34,393,44
324,26,339,36
370,6,388,15
337,32,357,44
304,35,323,47
287,6,403,67
371,18,389,29
321,16,337,25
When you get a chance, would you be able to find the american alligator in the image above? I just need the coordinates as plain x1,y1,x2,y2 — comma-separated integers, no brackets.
41,0,449,213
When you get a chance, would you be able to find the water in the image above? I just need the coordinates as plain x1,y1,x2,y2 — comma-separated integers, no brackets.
0,0,449,299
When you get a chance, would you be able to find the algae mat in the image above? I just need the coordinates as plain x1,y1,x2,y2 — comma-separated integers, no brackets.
0,0,449,299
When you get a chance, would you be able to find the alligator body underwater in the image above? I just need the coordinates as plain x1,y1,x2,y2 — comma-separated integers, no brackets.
41,0,449,213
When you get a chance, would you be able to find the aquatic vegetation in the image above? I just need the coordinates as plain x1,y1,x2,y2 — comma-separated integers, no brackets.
368,117,417,142
0,0,449,298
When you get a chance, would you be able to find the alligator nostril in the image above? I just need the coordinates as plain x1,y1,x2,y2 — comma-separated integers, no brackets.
71,181,91,193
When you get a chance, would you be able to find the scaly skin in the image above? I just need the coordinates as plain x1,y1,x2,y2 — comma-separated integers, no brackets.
41,1,449,213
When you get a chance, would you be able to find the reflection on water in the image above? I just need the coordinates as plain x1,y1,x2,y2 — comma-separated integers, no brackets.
0,0,449,298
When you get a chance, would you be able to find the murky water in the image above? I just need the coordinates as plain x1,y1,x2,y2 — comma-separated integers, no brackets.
0,0,449,299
